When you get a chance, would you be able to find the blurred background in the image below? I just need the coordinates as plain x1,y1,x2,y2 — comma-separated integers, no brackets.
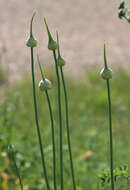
0,1,130,190
0,0,130,83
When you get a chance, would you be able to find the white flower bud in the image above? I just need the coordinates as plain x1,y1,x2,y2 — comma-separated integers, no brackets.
100,67,112,80
39,79,52,91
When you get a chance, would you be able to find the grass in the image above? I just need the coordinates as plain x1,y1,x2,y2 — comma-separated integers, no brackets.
0,68,130,190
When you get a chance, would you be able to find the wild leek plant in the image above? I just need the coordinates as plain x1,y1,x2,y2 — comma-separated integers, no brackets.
56,31,77,190
44,18,64,190
37,55,57,190
26,13,50,190
8,144,24,190
100,44,114,190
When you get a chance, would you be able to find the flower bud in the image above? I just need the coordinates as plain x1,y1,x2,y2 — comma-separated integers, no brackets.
118,1,125,9
39,79,52,91
118,9,126,19
100,67,112,80
57,56,66,67
26,36,37,48
48,39,58,50
44,17,58,51
26,13,37,48
56,30,66,66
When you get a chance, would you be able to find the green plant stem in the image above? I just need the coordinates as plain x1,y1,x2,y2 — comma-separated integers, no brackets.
53,50,63,190
45,90,57,190
12,153,24,190
60,67,77,190
30,47,50,190
106,79,115,190
37,55,57,190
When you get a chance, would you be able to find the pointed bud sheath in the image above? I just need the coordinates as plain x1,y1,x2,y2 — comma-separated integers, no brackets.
100,44,113,80
44,17,58,51
26,13,37,48
57,55,66,67
100,67,112,80
39,78,52,91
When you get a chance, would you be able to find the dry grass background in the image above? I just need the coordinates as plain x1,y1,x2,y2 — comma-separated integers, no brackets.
0,0,130,82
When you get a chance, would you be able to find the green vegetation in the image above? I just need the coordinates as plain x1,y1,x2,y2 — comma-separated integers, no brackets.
0,67,7,86
0,68,130,190
0,4,130,189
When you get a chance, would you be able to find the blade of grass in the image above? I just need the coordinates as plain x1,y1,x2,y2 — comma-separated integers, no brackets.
8,145,24,190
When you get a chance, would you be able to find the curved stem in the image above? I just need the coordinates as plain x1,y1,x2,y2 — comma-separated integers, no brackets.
37,55,45,80
104,44,108,69
45,90,57,190
53,50,63,190
30,13,36,37
60,67,77,190
106,79,115,190
30,48,50,190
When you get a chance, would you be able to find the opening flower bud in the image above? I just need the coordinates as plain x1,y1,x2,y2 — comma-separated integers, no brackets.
100,67,112,80
57,56,66,67
26,36,37,48
39,79,52,91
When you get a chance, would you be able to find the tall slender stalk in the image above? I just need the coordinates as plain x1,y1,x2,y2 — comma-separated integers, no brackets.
30,48,50,190
26,14,50,190
44,18,64,190
106,79,115,190
60,67,77,190
53,50,63,190
56,31,77,190
8,145,24,190
37,56,57,190
101,44,115,190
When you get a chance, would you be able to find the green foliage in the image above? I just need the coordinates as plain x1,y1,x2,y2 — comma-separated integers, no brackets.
0,67,7,86
0,69,130,190
98,165,130,187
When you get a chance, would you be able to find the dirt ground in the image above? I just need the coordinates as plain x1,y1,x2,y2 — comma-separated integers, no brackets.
0,0,130,82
